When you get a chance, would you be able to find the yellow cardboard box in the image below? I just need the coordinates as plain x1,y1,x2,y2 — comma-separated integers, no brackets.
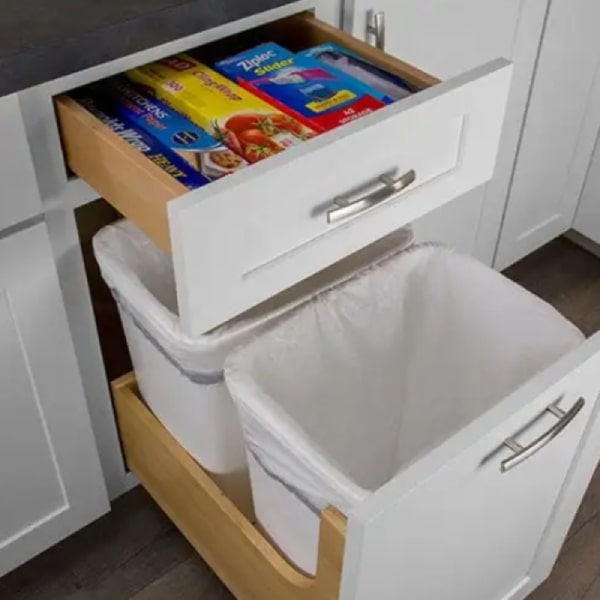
126,54,315,163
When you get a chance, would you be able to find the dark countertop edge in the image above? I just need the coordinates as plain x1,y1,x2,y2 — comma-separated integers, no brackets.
0,0,296,97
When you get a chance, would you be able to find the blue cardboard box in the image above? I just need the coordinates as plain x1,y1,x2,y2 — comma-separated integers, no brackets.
100,77,247,179
72,90,209,190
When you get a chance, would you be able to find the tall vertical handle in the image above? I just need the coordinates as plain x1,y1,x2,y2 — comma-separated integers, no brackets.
366,10,386,50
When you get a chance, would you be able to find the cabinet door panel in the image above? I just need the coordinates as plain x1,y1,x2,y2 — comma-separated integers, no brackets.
0,224,108,576
346,0,548,262
0,294,67,543
342,333,600,600
495,0,600,268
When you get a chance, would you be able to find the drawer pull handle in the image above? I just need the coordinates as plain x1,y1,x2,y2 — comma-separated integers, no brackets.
327,169,416,224
500,397,585,473
367,10,386,50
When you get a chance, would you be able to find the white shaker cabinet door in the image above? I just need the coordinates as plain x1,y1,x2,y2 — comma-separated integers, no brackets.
0,224,109,576
495,0,600,268
341,333,600,600
345,0,548,262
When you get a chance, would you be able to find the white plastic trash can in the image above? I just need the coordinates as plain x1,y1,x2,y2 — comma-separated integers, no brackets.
224,244,584,573
93,220,414,514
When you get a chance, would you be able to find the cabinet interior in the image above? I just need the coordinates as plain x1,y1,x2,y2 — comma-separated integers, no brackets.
75,199,132,384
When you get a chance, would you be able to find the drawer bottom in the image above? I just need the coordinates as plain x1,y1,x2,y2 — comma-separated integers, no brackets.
112,374,346,600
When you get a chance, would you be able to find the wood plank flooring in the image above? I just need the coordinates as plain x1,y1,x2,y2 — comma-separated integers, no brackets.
1,236,600,599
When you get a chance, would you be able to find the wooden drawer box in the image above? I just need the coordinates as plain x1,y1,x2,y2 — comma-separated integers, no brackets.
56,12,511,336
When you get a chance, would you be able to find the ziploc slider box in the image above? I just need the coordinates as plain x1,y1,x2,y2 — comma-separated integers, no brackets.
101,77,248,179
300,43,416,101
126,54,315,164
71,90,209,190
214,42,392,133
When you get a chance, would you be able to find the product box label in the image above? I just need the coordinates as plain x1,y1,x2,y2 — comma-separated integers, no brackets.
126,54,316,164
72,91,210,190
300,43,416,102
214,43,391,132
101,77,247,179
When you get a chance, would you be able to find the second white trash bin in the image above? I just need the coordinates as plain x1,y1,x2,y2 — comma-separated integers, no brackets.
93,220,414,514
224,244,585,574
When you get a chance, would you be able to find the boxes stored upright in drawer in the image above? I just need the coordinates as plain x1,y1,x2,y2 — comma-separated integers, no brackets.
56,12,512,336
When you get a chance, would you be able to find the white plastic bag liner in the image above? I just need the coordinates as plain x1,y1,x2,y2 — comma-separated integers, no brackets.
93,219,414,513
225,244,584,572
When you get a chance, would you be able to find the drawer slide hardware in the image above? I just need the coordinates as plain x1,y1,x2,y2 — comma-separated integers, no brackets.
327,169,416,224
366,10,386,50
500,397,585,473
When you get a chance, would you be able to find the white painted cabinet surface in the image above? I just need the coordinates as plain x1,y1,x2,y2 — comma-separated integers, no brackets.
0,95,43,231
574,130,600,246
342,333,600,600
344,0,548,263
0,223,109,576
495,0,600,268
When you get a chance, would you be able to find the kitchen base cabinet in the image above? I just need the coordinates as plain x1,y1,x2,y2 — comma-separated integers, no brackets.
0,224,109,577
345,0,549,264
5,0,598,589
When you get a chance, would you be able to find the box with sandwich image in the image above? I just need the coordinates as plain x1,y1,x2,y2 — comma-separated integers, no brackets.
214,42,393,133
70,89,210,190
100,77,247,179
126,54,316,164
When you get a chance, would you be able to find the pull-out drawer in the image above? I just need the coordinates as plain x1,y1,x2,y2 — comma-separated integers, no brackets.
56,12,512,335
113,331,600,600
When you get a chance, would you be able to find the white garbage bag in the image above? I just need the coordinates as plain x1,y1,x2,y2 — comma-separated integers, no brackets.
225,244,584,572
93,219,414,516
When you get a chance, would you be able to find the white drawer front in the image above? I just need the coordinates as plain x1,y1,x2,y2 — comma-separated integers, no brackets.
341,332,600,600
171,59,512,335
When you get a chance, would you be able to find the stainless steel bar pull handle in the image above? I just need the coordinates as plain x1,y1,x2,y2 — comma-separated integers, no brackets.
327,169,416,224
367,10,386,50
501,397,585,473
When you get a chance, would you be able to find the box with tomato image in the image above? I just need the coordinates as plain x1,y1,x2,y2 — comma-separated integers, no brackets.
214,42,392,133
126,54,316,163
217,112,309,162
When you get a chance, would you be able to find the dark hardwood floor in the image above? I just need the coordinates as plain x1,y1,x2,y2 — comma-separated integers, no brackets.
1,236,600,599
